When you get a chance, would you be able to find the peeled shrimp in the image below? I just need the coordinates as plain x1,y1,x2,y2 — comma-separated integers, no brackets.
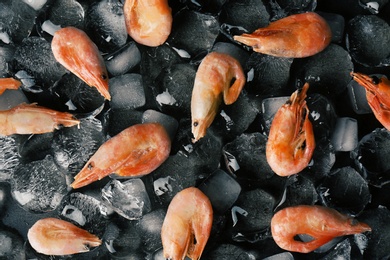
0,103,79,136
271,205,371,253
51,27,111,100
234,12,332,58
28,218,101,256
0,78,21,95
266,83,315,176
161,187,213,260
351,72,390,130
71,123,171,189
124,0,172,47
191,52,246,142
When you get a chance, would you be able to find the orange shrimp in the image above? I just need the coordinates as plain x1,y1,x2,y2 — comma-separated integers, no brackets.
71,123,171,189
0,103,79,136
271,205,371,253
51,27,111,100
266,83,315,176
191,52,246,142
351,72,390,130
28,218,101,256
0,78,21,95
124,0,172,47
161,187,213,260
234,12,332,58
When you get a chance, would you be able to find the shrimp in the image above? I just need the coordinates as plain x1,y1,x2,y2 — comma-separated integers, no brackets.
351,72,390,130
234,12,332,58
266,83,315,177
161,187,213,260
51,27,111,100
28,218,101,256
71,123,171,189
0,103,79,136
191,52,246,142
0,78,21,95
271,205,371,253
124,0,172,47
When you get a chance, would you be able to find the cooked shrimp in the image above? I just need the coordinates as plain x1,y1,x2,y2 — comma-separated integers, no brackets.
124,0,172,47
0,103,79,136
71,123,171,189
191,52,246,142
0,78,21,95
266,83,315,176
28,218,101,256
234,12,332,58
271,205,371,253
161,187,213,260
351,72,390,130
51,27,111,100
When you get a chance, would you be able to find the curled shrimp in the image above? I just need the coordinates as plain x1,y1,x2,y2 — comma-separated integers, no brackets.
51,27,111,100
266,83,315,176
351,72,390,130
124,0,172,47
234,12,332,58
161,187,213,260
0,103,79,136
28,218,101,256
191,52,246,142
0,78,21,95
71,123,171,189
271,205,371,253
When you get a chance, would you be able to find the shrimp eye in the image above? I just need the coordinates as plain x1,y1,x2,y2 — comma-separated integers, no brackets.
87,162,95,170
193,122,199,127
372,76,380,85
101,74,107,80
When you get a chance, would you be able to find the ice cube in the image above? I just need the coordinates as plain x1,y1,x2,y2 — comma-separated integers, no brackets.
0,136,20,182
10,155,68,213
168,9,219,56
330,117,359,152
198,169,241,214
244,52,293,96
109,73,146,110
102,179,152,220
0,227,25,259
261,96,289,134
138,208,166,253
347,77,372,114
105,41,141,76
108,109,143,137
142,109,179,141
211,42,250,68
346,15,390,66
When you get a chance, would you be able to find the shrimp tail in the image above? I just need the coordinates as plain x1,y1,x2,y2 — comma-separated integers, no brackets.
0,78,22,95
223,63,246,105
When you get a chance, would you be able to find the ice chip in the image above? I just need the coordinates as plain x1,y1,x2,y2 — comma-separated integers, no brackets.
102,179,151,220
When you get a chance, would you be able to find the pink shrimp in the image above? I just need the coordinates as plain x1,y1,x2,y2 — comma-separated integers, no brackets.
124,0,172,47
51,27,111,100
161,187,213,260
0,103,79,136
71,123,171,189
271,205,371,253
234,12,332,58
0,78,21,95
266,83,315,176
28,218,101,256
191,52,246,142
351,72,390,130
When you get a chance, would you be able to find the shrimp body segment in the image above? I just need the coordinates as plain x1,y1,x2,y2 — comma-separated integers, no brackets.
266,83,315,176
28,218,102,256
351,72,390,130
191,52,246,142
0,78,21,95
51,27,111,100
234,12,332,58
271,205,371,253
124,0,172,47
71,123,171,189
0,103,79,136
161,187,213,260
